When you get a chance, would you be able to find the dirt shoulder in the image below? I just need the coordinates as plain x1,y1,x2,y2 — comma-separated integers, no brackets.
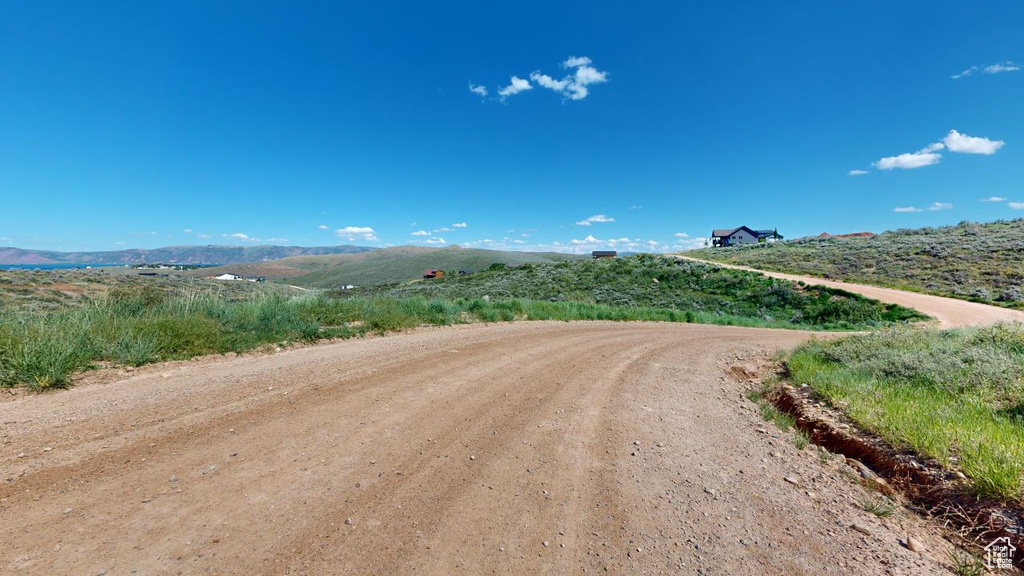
1,321,958,575
677,255,1024,328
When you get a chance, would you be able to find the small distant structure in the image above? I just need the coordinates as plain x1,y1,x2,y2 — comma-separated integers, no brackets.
592,251,617,259
423,268,444,279
458,270,473,276
211,273,264,282
817,232,875,239
711,226,783,247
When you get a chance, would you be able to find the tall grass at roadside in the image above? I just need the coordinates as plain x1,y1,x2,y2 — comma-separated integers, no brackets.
788,324,1024,500
1,285,860,391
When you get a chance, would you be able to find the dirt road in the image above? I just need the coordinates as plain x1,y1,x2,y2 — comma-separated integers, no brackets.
2,322,955,575
677,255,1024,328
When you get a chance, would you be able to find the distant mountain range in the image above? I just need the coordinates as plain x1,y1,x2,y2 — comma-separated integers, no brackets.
0,244,374,265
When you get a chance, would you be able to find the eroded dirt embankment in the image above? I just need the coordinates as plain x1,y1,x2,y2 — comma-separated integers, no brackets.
771,384,1024,569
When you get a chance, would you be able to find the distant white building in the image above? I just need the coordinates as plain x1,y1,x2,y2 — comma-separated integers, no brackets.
214,273,240,281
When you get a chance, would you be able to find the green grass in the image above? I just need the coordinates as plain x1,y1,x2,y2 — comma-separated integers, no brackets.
0,255,926,392
352,254,926,330
858,497,897,517
688,219,1024,308
788,324,1024,500
947,551,987,576
0,285,872,391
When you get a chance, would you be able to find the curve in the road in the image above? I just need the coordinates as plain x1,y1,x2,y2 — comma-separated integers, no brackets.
676,255,1024,328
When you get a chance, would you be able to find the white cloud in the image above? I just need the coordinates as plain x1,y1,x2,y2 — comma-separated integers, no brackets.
434,226,452,232
468,82,488,98
424,237,447,245
513,239,526,244
848,170,869,176
895,202,951,213
452,222,468,228
869,129,1004,172
410,230,431,236
487,56,608,103
196,233,211,239
335,226,378,242
953,61,1019,79
673,237,710,250
985,62,1021,74
673,232,690,238
575,214,615,226
952,66,978,79
570,235,601,245
942,129,1004,155
498,76,532,99
1010,202,1024,210
183,228,193,233
874,151,942,170
981,196,1006,202
529,72,569,91
225,233,252,240
318,224,330,230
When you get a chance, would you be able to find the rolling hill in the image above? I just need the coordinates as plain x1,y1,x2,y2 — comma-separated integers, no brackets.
0,244,373,266
192,246,586,288
687,219,1024,307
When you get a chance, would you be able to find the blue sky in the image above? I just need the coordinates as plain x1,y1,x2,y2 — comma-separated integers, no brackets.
1,1,1022,253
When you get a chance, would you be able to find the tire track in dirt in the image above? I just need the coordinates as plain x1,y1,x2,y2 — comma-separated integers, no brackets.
0,322,961,575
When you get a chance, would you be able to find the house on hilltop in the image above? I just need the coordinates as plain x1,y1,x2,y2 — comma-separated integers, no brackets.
423,268,444,279
710,226,783,247
591,251,617,259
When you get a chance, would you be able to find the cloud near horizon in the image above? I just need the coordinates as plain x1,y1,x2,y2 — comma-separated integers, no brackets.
335,226,378,242
575,214,615,226
893,202,952,213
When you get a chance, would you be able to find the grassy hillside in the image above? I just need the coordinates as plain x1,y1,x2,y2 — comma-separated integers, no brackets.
1,255,926,390
0,268,288,311
197,246,585,287
687,219,1024,307
354,255,926,330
